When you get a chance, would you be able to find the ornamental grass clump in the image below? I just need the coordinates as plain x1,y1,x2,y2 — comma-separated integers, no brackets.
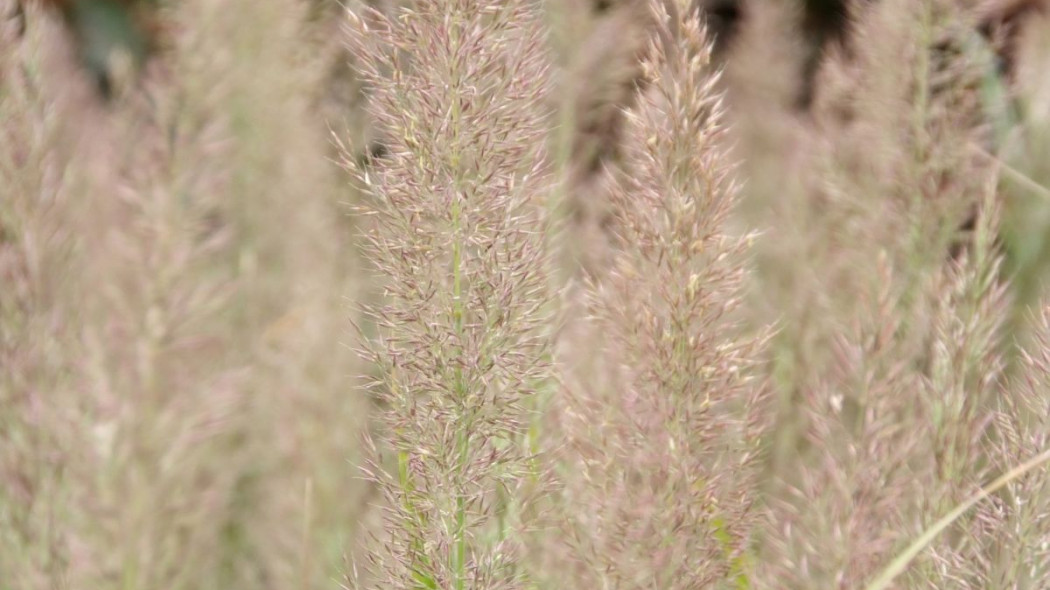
342,2,555,588
753,1,1037,586
544,5,771,588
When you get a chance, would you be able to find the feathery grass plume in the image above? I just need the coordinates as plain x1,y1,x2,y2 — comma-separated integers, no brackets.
811,0,994,229
342,2,555,588
0,18,85,588
754,1,1021,586
182,0,375,585
958,301,1050,588
1,0,365,585
6,0,375,586
899,188,1012,588
752,0,1002,465
862,197,1043,590
60,59,258,590
757,192,1010,589
0,14,252,583
541,4,771,588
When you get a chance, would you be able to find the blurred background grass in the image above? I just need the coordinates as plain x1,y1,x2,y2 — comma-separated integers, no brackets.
2,1,379,587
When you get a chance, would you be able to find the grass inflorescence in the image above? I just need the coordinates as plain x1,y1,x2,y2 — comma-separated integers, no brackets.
4,0,1050,588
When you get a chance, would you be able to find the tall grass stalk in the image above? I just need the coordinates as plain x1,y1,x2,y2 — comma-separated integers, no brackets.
342,2,554,588
542,4,771,587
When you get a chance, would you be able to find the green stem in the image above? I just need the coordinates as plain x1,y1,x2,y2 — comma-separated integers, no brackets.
448,16,468,589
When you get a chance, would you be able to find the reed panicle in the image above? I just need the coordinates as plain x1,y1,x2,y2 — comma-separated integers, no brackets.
342,2,555,588
542,5,771,588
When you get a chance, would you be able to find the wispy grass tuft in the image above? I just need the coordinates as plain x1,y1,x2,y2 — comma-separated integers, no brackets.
753,1,1029,587
542,4,772,588
341,2,555,588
